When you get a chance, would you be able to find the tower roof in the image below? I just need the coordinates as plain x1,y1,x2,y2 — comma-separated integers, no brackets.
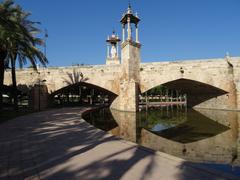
106,31,121,44
120,4,140,25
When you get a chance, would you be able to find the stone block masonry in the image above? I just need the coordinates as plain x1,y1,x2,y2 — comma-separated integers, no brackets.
4,57,240,111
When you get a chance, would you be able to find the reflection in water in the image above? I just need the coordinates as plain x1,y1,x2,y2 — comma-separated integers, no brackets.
83,108,118,131
83,106,240,174
149,109,229,143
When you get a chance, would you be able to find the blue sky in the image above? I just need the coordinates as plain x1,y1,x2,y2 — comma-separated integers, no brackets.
13,0,240,67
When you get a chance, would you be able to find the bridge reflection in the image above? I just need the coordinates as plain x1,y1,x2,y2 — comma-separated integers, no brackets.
83,107,240,168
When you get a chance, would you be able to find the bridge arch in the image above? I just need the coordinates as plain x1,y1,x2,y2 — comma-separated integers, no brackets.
49,82,118,106
141,78,228,107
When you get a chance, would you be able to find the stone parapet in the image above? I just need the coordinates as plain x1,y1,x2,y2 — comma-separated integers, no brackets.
4,56,240,111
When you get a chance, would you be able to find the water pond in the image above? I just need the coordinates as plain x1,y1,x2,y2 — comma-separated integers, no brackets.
83,107,240,176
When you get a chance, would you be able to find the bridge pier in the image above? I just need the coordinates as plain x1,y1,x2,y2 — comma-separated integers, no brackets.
111,40,141,112
110,6,141,112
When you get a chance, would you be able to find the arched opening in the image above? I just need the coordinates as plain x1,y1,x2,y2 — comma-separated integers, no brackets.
141,78,227,108
162,78,227,107
49,82,117,107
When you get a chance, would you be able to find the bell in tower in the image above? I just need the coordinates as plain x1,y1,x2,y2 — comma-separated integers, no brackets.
106,31,121,65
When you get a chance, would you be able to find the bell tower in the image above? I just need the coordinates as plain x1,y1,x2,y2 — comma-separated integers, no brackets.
120,3,141,81
121,3,140,43
111,3,141,112
106,31,121,65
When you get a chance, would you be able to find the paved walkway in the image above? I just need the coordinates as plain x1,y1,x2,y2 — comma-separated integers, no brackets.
0,107,238,180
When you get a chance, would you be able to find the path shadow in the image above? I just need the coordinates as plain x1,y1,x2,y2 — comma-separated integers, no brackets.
1,107,237,179
0,107,156,180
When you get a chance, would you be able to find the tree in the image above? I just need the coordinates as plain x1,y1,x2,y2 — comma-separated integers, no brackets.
0,0,16,110
0,0,48,110
63,69,88,103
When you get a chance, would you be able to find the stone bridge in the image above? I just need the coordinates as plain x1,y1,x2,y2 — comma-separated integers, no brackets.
140,57,240,110
4,56,240,111
4,5,240,112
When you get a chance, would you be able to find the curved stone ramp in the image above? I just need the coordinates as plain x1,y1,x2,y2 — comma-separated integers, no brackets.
0,107,237,180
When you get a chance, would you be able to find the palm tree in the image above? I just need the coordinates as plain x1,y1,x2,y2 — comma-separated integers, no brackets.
63,69,88,103
0,0,48,110
0,0,17,110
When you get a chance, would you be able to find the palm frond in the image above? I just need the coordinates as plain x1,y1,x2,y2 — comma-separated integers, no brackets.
0,0,48,70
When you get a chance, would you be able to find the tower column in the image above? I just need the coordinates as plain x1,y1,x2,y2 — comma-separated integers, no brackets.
127,17,131,40
107,44,110,58
117,42,119,58
136,24,139,43
122,24,125,42
110,4,141,111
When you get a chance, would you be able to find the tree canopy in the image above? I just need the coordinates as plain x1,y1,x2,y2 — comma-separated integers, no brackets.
0,0,48,69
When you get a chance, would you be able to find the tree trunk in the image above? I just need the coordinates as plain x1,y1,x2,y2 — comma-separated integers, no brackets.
0,50,8,110
11,57,18,111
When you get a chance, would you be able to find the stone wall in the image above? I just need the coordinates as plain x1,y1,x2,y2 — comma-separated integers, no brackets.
4,56,240,111
140,57,240,110
4,64,121,95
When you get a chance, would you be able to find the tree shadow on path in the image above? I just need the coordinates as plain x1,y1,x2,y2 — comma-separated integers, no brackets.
0,107,156,180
